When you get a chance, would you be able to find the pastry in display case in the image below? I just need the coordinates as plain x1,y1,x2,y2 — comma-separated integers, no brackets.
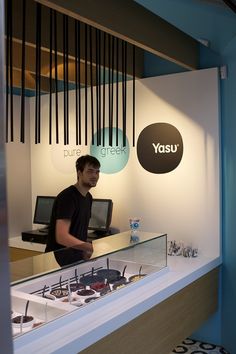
11,231,167,338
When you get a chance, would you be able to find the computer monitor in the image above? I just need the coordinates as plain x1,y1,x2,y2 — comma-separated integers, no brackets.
33,196,55,227
88,199,113,235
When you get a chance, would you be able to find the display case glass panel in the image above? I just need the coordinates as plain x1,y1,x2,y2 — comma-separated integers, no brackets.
11,231,167,338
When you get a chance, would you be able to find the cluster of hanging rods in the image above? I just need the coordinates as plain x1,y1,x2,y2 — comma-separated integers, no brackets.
5,0,136,147
6,0,14,142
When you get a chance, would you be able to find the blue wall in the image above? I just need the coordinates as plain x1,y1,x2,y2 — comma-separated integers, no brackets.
221,37,236,351
135,1,236,352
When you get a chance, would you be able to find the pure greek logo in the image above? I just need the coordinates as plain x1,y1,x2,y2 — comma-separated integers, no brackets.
90,127,129,174
137,123,183,174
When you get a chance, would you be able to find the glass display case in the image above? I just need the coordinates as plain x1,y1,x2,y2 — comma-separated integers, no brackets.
11,231,167,339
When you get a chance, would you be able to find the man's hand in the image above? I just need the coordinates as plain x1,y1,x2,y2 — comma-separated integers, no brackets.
82,242,94,260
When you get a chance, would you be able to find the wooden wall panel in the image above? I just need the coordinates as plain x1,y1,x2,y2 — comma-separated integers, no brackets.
80,268,219,354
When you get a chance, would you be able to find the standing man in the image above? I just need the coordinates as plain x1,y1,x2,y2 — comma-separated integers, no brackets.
45,155,100,266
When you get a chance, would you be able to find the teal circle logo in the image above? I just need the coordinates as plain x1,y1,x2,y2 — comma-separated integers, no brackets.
90,128,129,174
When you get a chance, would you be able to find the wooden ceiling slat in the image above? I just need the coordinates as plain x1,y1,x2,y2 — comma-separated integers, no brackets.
35,0,199,70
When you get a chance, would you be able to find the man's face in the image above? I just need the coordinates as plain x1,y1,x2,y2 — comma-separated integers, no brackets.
78,163,100,188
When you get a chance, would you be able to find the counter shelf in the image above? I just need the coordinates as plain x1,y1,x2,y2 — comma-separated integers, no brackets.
11,231,167,339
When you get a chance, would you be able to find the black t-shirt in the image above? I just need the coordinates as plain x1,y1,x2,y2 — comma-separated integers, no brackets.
45,185,92,266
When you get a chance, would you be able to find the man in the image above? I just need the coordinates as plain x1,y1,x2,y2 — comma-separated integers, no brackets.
45,155,100,266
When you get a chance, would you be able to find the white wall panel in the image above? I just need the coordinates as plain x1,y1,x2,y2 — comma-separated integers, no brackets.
5,95,32,237
7,68,220,258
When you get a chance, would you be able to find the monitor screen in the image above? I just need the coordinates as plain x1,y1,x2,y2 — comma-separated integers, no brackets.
33,196,55,226
88,199,113,233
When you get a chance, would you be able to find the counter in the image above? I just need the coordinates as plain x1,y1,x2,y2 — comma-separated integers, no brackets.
9,236,45,263
9,236,46,252
11,232,221,354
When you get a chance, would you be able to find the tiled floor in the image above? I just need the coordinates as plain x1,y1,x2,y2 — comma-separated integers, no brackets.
170,338,230,353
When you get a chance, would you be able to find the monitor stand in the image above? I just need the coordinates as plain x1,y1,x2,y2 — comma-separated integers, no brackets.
88,229,111,241
94,230,111,237
38,226,49,233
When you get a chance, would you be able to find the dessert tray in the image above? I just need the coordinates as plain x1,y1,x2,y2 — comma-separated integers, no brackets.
11,232,168,338
11,255,165,337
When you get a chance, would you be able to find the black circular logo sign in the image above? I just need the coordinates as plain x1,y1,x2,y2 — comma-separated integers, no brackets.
137,123,183,174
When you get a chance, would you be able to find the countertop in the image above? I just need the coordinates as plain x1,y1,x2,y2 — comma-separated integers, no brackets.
13,252,222,354
9,236,46,253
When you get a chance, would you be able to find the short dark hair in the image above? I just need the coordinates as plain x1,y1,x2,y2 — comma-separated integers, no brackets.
76,155,100,172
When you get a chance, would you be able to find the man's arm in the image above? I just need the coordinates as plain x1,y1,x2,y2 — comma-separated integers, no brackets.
55,219,93,256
